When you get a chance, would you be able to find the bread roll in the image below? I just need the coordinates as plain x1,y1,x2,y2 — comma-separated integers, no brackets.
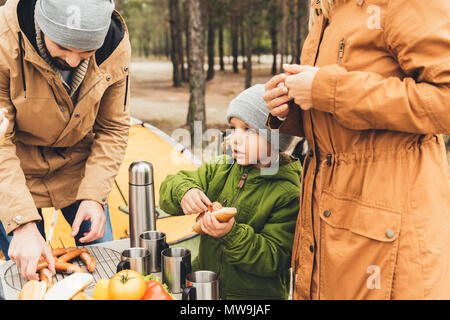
44,273,93,300
18,280,47,300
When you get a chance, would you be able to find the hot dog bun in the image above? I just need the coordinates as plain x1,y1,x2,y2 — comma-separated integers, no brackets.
44,273,93,300
18,280,47,300
192,207,237,234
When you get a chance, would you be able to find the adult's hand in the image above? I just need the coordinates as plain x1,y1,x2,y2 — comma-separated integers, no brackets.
0,108,9,139
284,64,320,111
71,200,106,243
181,188,212,215
8,222,55,280
263,73,292,118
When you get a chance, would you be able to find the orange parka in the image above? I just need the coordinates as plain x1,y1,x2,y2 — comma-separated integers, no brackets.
0,0,131,235
268,0,450,299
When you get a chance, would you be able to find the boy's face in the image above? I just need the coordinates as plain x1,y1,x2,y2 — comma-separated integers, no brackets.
228,117,271,167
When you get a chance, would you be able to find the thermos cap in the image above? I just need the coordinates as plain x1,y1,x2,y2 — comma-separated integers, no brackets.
129,161,154,186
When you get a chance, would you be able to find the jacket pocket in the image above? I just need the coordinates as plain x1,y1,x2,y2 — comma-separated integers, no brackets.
318,190,401,300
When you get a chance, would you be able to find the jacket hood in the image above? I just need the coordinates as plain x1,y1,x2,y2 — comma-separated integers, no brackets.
16,0,125,67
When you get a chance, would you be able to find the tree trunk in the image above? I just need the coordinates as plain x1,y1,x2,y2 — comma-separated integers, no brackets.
218,20,225,71
244,22,253,88
184,0,191,82
270,24,278,75
169,0,181,87
290,0,300,64
230,19,239,73
206,2,215,81
186,0,206,148
175,1,186,82
244,1,254,88
279,0,288,72
240,23,246,70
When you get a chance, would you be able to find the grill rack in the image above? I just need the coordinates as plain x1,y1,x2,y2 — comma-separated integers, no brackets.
3,246,121,294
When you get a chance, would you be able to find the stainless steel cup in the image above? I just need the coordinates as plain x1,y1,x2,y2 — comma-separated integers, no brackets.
182,271,219,300
139,231,169,273
161,247,191,294
117,247,151,275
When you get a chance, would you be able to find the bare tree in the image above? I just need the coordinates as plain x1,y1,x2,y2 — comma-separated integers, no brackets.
169,0,182,87
186,0,206,147
230,0,240,73
206,1,216,81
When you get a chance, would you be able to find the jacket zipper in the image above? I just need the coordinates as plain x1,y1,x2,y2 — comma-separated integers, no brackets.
217,167,249,289
231,169,249,207
337,38,345,65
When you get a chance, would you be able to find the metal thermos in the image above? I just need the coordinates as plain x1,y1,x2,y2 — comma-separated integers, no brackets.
128,161,157,247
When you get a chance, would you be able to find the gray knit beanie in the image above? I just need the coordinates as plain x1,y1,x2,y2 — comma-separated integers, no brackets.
35,0,115,51
226,84,294,152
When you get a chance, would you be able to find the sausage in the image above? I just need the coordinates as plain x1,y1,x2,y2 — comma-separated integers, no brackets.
39,268,54,288
57,249,85,263
55,262,84,274
51,247,77,257
207,201,222,212
79,251,96,273
36,258,49,272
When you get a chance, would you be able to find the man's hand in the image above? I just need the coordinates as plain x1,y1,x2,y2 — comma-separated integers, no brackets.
200,212,234,238
283,64,320,111
71,200,106,243
8,222,55,280
263,73,292,118
181,188,212,215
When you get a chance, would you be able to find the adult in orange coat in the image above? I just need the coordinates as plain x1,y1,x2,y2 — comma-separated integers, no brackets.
264,0,450,299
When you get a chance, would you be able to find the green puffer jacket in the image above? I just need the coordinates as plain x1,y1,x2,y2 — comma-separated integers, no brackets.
159,154,301,300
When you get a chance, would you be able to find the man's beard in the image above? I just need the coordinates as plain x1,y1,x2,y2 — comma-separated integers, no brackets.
51,57,79,71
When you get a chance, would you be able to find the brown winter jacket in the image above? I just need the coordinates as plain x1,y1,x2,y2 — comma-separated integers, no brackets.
267,0,450,299
0,0,131,235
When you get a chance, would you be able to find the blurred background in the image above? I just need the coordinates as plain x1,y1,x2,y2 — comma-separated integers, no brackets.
0,0,448,165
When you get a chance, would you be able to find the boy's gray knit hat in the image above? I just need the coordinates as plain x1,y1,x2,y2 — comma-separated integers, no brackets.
226,84,293,152
35,0,115,51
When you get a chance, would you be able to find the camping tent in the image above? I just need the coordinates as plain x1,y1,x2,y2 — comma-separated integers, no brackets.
41,117,202,250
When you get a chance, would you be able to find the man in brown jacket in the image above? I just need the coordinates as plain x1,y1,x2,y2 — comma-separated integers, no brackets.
0,0,131,280
264,0,449,299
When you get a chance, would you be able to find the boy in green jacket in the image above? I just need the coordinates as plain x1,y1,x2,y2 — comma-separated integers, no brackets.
159,84,301,299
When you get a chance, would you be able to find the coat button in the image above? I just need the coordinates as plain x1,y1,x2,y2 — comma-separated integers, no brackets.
323,210,331,218
15,215,22,221
74,113,80,118
101,197,106,202
60,107,65,112
309,245,314,253
106,75,111,81
385,230,395,239
308,149,314,158
124,66,129,72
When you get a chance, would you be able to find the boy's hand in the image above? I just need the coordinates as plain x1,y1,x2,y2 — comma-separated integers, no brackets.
200,212,234,238
181,188,212,215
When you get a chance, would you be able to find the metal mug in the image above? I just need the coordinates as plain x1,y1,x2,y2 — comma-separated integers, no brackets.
182,271,219,300
117,247,151,275
139,231,169,273
161,247,191,294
